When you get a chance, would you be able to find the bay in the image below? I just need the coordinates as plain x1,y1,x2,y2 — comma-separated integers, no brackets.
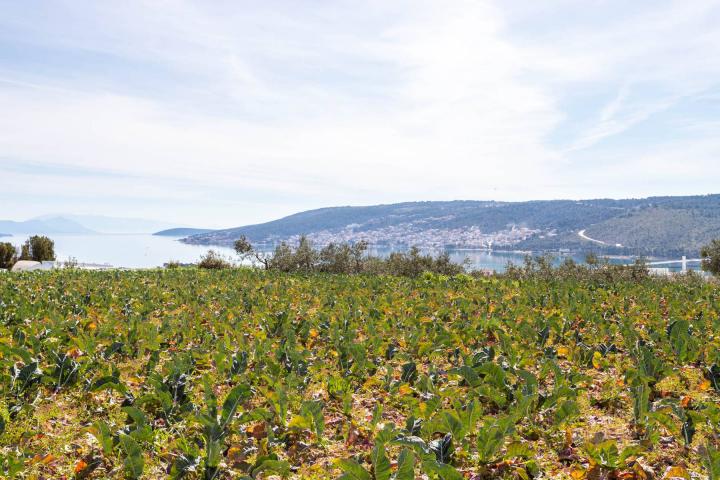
0,234,690,272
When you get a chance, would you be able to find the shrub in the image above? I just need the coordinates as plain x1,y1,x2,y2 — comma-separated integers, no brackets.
701,239,720,276
198,250,232,269
501,254,649,283
19,235,56,262
318,240,368,274
63,256,79,269
380,247,465,277
0,242,17,269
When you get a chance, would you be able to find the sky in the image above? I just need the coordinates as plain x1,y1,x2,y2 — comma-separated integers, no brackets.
1,0,720,228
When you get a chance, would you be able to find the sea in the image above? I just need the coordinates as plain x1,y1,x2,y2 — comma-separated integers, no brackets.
0,233,689,272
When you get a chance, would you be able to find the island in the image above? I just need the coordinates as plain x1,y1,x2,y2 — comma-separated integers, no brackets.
153,227,215,237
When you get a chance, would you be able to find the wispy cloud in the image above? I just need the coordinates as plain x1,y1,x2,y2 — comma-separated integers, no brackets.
0,0,719,224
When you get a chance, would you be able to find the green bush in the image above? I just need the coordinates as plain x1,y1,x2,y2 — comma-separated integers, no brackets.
501,254,649,284
197,250,232,269
701,239,720,276
236,236,464,277
19,235,56,262
0,242,17,269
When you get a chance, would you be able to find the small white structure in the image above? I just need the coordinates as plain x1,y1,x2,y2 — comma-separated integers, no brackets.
10,260,56,272
11,260,41,272
648,267,671,276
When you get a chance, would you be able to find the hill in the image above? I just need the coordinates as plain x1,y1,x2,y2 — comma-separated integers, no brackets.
0,217,94,235
154,227,215,237
183,194,720,257
33,214,181,234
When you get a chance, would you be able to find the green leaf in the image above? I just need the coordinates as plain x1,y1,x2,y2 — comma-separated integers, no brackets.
371,403,383,427
220,384,251,429
401,362,418,384
300,400,325,440
421,455,463,480
392,449,416,480
554,400,580,425
584,440,620,469
452,365,481,387
337,458,372,480
477,417,514,464
371,444,392,480
170,454,200,480
701,444,720,480
375,423,398,446
506,441,532,459
202,375,217,418
393,435,430,455
92,420,115,456
205,439,222,469
119,434,144,479
251,459,291,478
122,406,148,428
429,433,453,464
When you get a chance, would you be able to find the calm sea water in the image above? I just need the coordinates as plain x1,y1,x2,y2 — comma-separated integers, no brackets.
1,234,236,269
1,234,684,272
1,233,553,270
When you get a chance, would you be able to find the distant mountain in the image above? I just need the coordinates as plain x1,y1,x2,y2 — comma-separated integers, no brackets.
0,217,94,235
183,195,720,257
154,228,215,237
33,214,181,234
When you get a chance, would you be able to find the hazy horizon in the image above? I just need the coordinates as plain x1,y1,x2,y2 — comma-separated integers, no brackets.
2,1,720,228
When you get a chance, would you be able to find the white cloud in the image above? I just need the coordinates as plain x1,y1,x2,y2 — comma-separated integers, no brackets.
0,0,719,224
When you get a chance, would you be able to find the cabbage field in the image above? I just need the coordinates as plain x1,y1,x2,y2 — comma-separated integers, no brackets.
1,269,719,479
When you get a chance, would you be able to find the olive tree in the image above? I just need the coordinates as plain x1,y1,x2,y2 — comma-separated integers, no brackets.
19,235,56,262
701,239,720,276
234,235,271,269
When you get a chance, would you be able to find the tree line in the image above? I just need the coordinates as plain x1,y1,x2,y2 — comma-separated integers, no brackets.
192,236,466,277
224,235,720,278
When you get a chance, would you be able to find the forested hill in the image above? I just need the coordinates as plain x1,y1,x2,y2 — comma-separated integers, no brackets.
183,195,720,256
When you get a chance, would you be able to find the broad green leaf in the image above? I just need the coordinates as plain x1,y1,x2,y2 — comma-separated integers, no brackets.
220,384,251,429
555,400,579,425
371,444,391,480
392,449,416,480
252,459,291,478
701,444,720,480
337,458,372,480
119,434,144,479
92,420,114,456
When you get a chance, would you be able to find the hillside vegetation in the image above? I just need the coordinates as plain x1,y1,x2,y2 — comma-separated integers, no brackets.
582,208,720,257
1,269,720,479
183,195,720,257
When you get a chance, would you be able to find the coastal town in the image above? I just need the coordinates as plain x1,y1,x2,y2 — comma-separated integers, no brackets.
281,223,541,249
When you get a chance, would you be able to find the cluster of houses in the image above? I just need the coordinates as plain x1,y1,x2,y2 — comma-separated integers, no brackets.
283,224,540,250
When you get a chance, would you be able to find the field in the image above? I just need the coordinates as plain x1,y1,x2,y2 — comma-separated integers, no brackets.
1,269,719,479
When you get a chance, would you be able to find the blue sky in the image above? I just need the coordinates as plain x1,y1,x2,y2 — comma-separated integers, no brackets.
1,0,719,228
